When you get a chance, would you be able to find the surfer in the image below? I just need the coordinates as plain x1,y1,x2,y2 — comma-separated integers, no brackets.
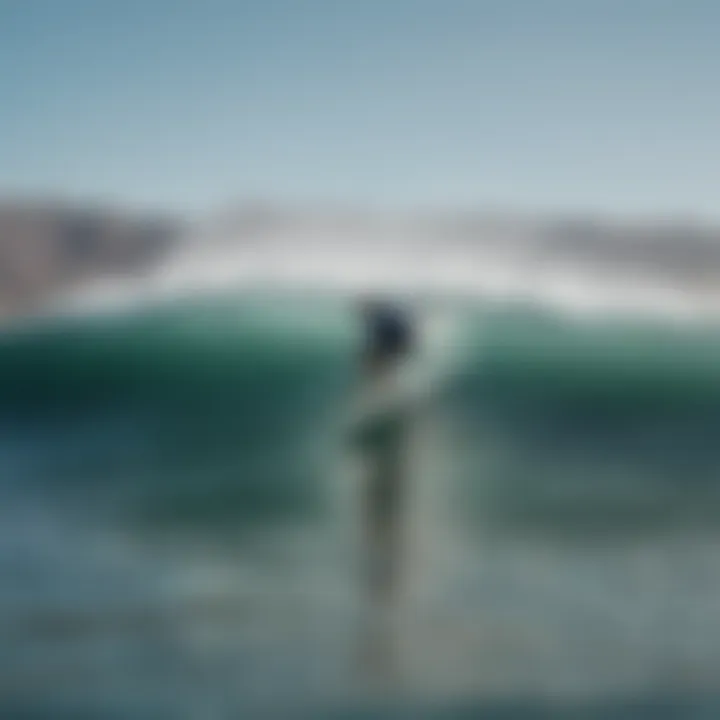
353,298,417,680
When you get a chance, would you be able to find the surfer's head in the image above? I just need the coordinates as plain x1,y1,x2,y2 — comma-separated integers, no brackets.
358,297,415,373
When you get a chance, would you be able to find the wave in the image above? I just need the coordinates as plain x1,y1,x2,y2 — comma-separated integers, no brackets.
3,288,720,531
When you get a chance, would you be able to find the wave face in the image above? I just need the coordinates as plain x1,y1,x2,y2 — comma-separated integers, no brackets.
0,293,362,531
4,289,720,716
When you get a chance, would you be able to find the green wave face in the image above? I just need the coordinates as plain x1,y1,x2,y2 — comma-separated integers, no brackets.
3,292,720,533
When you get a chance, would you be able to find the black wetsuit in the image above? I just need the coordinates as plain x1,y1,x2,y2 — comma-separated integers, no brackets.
359,303,415,608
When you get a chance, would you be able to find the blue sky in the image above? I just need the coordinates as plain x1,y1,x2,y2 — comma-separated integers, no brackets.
1,0,719,216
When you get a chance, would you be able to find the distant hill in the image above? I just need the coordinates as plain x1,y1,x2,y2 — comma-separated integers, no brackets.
0,200,181,318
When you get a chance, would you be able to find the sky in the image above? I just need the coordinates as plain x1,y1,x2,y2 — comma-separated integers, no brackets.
1,0,719,217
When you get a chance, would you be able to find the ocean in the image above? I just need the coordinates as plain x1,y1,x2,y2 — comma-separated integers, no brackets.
3,284,720,718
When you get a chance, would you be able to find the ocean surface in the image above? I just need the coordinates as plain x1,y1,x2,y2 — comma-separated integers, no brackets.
3,287,720,718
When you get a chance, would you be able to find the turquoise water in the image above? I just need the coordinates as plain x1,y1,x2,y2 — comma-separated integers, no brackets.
3,291,720,717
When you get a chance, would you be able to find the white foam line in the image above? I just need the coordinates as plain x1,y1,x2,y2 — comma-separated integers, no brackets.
48,237,720,327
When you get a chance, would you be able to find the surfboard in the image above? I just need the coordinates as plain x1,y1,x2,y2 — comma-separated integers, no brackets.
348,358,430,451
